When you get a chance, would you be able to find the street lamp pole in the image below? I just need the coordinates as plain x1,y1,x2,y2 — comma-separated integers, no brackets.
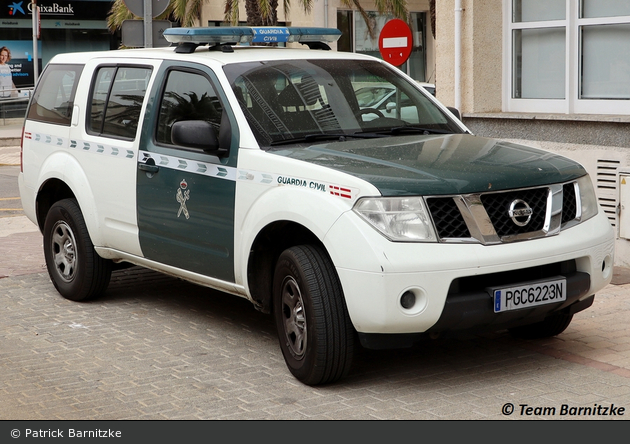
31,0,39,83
144,0,153,48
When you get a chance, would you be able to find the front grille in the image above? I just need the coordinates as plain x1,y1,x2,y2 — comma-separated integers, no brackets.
562,183,577,224
481,188,548,237
426,180,581,243
426,197,470,239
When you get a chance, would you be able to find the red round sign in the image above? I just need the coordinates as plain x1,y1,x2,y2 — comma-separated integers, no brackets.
378,19,413,67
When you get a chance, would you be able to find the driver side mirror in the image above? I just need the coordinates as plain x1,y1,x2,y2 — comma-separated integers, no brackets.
447,106,461,121
385,102,396,114
171,120,229,157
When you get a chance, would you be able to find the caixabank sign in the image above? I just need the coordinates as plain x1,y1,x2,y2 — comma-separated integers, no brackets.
2,0,113,20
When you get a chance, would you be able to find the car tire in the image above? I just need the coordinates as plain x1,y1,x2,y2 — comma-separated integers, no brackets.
273,245,354,385
43,198,112,301
508,312,573,339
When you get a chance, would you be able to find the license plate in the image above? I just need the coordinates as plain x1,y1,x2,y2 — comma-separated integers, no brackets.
491,278,566,313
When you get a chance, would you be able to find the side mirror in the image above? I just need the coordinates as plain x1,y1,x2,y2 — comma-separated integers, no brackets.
385,102,396,113
171,120,228,157
447,106,461,121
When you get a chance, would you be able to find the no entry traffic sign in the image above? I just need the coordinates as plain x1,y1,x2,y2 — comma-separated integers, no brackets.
378,19,413,67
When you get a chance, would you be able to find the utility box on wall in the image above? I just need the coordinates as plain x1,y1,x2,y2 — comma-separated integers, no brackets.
619,173,630,239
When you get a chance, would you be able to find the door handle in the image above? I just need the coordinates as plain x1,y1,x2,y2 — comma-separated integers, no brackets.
139,163,159,173
139,158,159,178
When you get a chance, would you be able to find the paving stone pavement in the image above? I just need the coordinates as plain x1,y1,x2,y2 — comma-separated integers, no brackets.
1,220,630,420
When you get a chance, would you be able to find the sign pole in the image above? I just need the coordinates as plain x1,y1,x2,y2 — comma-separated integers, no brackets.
144,0,153,48
31,0,39,83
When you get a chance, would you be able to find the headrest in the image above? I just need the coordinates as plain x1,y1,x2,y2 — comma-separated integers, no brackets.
233,86,246,104
277,76,321,108
277,84,304,108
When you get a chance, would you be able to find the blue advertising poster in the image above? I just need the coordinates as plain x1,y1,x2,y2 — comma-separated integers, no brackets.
0,40,42,91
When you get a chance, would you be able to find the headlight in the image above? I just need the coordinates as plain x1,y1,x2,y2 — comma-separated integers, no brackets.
576,174,598,222
353,197,437,242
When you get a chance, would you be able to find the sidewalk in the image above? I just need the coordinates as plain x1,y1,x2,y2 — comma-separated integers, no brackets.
0,120,23,166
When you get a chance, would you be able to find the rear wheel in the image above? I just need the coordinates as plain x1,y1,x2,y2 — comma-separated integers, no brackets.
508,312,573,339
273,245,354,385
43,198,112,301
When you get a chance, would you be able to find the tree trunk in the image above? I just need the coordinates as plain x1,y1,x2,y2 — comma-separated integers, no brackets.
265,0,278,26
245,0,263,26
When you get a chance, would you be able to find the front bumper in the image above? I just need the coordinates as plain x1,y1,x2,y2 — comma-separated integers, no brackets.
427,267,590,333
325,209,614,336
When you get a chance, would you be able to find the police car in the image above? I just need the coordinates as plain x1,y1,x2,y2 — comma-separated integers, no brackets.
18,26,615,385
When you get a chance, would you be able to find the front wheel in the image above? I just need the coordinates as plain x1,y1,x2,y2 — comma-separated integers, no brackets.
43,198,112,301
273,245,354,385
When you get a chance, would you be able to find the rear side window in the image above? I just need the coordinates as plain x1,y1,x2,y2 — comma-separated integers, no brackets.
88,65,152,140
27,64,84,126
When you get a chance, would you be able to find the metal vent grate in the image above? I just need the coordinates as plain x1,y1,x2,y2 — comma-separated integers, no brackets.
596,159,620,227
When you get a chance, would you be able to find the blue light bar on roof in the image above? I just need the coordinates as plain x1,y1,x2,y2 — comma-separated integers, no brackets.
163,26,342,46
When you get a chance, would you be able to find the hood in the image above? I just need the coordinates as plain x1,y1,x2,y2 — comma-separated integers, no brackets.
271,134,587,196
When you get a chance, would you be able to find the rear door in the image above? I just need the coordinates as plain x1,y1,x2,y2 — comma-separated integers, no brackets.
136,61,240,282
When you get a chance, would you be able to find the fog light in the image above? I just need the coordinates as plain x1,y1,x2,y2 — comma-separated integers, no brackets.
400,291,416,309
602,254,613,280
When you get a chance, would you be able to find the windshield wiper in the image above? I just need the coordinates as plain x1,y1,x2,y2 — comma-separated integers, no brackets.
270,132,384,146
372,126,454,136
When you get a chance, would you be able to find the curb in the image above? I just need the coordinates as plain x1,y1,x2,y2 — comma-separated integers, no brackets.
0,138,21,147
0,146,21,166
0,121,22,166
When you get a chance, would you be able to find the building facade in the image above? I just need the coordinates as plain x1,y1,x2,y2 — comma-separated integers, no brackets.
1,0,119,88
201,0,436,84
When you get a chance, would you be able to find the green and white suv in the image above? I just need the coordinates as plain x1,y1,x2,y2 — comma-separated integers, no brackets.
18,26,615,385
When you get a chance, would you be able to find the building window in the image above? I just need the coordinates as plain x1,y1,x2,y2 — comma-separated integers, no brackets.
581,23,630,100
505,0,630,114
512,27,566,99
336,10,353,52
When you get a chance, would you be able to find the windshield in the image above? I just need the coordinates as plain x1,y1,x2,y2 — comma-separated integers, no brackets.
223,59,463,148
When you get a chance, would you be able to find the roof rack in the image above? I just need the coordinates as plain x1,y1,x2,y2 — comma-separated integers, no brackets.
162,26,342,53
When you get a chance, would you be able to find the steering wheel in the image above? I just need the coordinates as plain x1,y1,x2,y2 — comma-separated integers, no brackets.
355,108,385,120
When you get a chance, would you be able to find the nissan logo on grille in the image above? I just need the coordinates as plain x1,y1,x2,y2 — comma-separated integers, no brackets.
508,199,533,227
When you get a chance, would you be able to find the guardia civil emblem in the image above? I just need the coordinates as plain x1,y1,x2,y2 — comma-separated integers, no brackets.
176,179,190,219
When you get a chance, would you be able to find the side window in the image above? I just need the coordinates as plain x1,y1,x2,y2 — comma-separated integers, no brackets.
355,86,392,108
26,64,84,125
88,65,152,140
376,91,421,124
88,67,115,134
156,69,223,147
